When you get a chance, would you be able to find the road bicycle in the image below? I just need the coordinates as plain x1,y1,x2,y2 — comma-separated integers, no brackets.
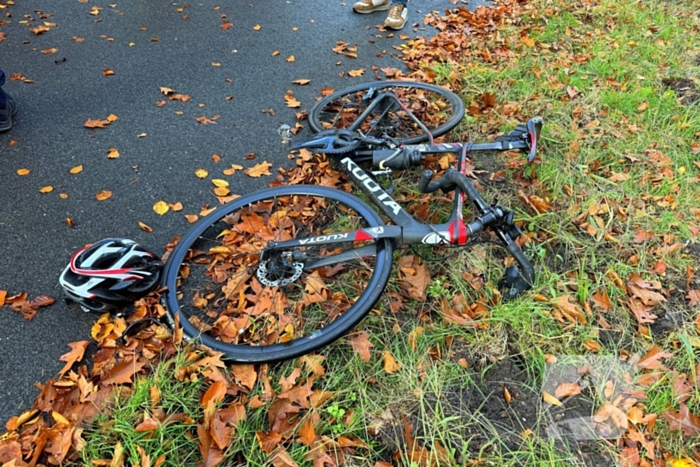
161,81,543,363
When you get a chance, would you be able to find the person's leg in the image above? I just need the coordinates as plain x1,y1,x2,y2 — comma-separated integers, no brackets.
0,68,18,132
353,0,390,14
0,69,7,109
384,0,408,30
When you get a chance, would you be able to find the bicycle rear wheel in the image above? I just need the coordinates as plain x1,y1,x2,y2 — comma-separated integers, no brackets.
162,185,393,363
309,81,465,144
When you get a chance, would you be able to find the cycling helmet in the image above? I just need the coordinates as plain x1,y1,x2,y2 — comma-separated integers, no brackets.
59,238,163,313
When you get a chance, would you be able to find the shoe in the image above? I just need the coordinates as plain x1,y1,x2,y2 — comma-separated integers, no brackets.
353,0,390,14
0,94,17,133
384,3,408,30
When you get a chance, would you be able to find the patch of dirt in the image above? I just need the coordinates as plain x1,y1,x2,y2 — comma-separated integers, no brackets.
373,358,614,466
662,77,699,105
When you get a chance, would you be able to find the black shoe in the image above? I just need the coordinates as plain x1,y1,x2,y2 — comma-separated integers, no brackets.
0,94,18,132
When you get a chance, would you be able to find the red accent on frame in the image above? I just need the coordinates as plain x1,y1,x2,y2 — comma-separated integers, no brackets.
448,219,468,245
354,230,374,242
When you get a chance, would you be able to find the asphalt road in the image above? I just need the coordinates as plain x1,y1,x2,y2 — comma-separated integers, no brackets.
0,0,484,423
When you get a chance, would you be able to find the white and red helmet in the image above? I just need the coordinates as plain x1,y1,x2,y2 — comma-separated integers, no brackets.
59,238,162,313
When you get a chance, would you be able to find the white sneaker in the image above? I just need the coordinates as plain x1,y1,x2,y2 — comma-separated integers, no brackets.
384,3,408,30
353,0,390,14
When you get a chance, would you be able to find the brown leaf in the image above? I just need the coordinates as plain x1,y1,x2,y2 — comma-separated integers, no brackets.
348,331,373,361
244,161,272,178
256,431,282,454
0,290,6,307
58,341,89,377
231,364,257,390
554,382,582,399
662,404,700,436
589,289,613,311
636,344,672,371
29,295,55,309
198,423,226,467
134,417,160,432
100,358,146,385
348,68,365,77
627,298,657,325
687,289,700,307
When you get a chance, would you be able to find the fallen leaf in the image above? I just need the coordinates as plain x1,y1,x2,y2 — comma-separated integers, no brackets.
348,331,373,361
107,148,120,159
102,68,115,76
292,79,310,85
554,382,582,399
253,24,261,31
348,68,365,77
39,186,54,193
58,341,90,377
662,404,700,436
153,201,169,215
542,391,562,406
16,168,30,176
244,161,272,178
382,350,401,373
69,165,83,174
195,169,209,179
286,55,295,62
95,190,112,201
100,358,146,385
138,221,153,232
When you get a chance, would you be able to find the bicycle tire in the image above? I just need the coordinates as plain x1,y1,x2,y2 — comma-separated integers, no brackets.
162,185,394,363
309,81,465,144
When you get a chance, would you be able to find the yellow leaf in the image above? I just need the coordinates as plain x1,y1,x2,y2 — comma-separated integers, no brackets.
95,190,112,201
382,350,401,374
138,221,153,232
39,186,54,193
16,168,30,176
51,411,70,425
106,114,118,122
668,459,697,467
542,391,562,406
212,179,229,188
195,168,209,179
153,201,169,215
107,148,120,159
69,165,83,174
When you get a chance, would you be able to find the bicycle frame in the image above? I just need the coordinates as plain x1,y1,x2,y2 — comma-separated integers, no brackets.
265,144,499,260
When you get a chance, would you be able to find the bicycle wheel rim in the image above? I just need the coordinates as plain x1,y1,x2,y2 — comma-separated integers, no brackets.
162,185,393,363
309,80,465,144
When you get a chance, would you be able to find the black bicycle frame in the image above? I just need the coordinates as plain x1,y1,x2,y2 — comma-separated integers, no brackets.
265,143,492,263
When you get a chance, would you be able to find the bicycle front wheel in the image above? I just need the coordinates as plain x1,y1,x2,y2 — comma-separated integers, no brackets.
309,81,465,144
162,185,393,363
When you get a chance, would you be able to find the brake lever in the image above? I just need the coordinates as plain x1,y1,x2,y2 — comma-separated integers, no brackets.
525,116,543,162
